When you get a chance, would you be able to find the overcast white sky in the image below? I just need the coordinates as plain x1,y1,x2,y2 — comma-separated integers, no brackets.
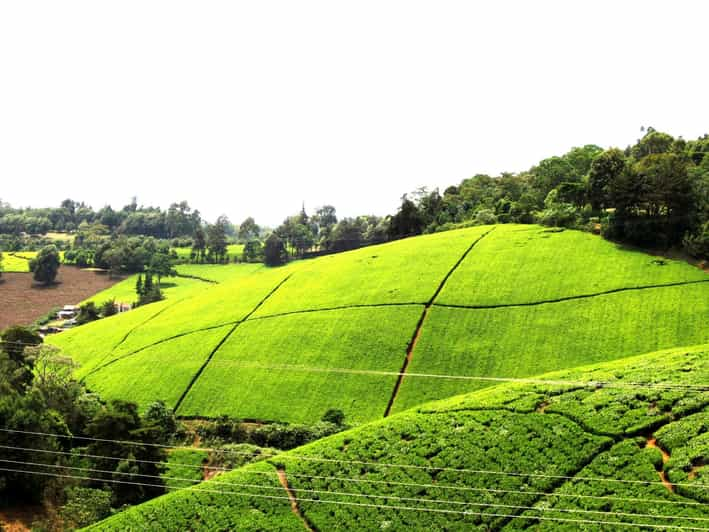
1,1,708,226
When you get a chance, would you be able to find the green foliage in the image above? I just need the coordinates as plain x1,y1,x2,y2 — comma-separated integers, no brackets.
48,225,708,426
30,244,61,285
162,449,208,490
90,345,709,531
76,301,100,325
1,325,42,364
397,283,709,411
100,299,117,317
179,306,422,423
82,326,233,408
242,239,264,262
683,220,709,260
59,487,112,529
322,408,345,425
143,399,178,441
264,233,287,266
436,225,706,306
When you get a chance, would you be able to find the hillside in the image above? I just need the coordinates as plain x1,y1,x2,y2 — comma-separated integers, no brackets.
88,344,709,530
48,224,709,424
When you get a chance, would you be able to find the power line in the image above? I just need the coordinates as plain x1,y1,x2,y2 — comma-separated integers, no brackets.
3,457,708,524
1,442,705,509
205,361,709,391
2,466,708,531
4,340,707,391
2,427,707,490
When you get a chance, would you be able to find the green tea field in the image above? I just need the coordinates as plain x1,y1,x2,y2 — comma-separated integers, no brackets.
88,344,709,530
48,225,708,425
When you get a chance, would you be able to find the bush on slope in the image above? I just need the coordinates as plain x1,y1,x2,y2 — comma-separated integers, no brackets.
87,345,709,531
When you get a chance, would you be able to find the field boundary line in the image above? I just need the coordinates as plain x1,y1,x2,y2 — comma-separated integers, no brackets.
433,278,709,311
173,274,293,413
248,301,425,322
111,297,188,352
384,226,496,417
174,273,219,284
80,321,239,380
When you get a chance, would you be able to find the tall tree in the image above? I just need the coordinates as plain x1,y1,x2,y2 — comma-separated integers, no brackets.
192,226,206,262
588,148,627,210
264,233,287,266
238,217,260,241
29,245,61,285
206,216,228,263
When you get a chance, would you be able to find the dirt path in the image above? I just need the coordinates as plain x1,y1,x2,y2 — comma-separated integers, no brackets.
174,274,293,413
384,227,496,417
646,437,674,492
383,305,429,417
276,468,314,531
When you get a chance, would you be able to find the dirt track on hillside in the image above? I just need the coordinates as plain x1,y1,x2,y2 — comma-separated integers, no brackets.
0,266,120,330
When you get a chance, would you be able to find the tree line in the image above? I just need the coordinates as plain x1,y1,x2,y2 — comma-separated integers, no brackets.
2,127,708,275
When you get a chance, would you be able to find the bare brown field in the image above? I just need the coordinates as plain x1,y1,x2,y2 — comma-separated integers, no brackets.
0,266,120,330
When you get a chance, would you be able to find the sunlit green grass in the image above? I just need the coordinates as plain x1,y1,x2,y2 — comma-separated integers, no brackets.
437,224,707,306
253,226,492,316
83,325,232,408
395,282,709,412
179,306,422,423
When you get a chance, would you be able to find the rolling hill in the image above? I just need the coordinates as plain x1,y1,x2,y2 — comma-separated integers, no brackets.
47,224,709,425
87,344,709,530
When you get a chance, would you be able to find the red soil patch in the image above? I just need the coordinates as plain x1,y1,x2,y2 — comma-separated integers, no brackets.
646,437,674,492
276,468,313,531
0,505,43,532
0,266,121,330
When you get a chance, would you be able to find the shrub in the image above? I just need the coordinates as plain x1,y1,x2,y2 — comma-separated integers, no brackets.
100,299,117,318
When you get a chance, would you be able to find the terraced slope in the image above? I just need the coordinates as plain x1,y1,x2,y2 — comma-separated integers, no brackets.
88,345,709,531
48,225,708,424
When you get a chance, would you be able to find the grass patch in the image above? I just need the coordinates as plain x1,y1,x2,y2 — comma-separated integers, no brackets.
437,224,707,306
83,325,232,409
179,306,423,423
395,283,709,412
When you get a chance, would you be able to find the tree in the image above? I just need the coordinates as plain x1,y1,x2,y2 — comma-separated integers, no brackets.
102,247,124,279
29,245,61,285
588,148,627,210
388,196,425,239
328,218,364,252
85,400,166,506
75,302,100,325
144,400,177,442
100,299,117,317
135,274,144,297
206,216,228,263
1,326,42,365
264,233,287,266
238,217,260,241
243,240,264,262
635,153,694,245
192,226,206,263
0,250,3,278
321,408,345,426
148,253,176,287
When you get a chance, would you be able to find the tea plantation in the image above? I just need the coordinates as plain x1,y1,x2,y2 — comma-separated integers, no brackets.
87,344,709,530
47,224,708,425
